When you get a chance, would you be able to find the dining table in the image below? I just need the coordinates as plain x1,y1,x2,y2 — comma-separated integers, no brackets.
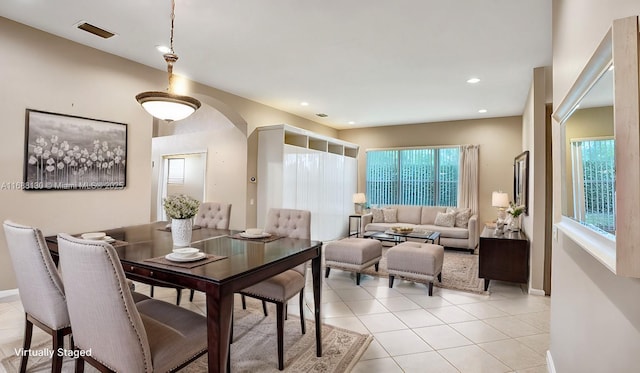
45,222,323,372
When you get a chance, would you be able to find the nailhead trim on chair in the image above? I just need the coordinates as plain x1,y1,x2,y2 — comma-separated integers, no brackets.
58,235,150,372
9,223,72,330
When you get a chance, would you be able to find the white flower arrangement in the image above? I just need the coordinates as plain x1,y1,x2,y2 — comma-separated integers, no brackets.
506,201,525,217
163,194,200,219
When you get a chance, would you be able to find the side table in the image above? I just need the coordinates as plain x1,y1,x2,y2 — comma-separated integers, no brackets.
479,226,529,291
348,214,363,237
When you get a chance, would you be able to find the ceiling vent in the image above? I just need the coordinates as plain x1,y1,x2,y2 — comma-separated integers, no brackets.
76,21,116,39
315,113,328,118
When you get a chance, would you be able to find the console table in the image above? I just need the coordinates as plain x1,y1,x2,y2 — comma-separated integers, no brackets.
479,226,529,291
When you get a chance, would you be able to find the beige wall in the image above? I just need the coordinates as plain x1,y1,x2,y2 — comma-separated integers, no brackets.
551,1,640,371
522,66,551,294
0,17,335,290
338,116,523,227
151,112,248,230
0,17,154,290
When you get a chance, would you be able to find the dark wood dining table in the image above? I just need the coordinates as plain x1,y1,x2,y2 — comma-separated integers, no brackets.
45,222,323,372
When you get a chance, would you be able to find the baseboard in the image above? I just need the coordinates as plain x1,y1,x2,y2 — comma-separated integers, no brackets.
546,350,556,373
529,288,546,296
0,288,19,300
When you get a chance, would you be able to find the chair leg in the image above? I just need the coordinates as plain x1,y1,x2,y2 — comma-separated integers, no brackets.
428,282,434,296
189,289,195,302
325,267,330,278
52,329,65,373
276,302,285,370
19,315,33,373
389,275,395,288
262,300,268,316
230,310,234,344
176,288,182,306
375,263,379,272
299,289,306,335
356,273,361,285
437,273,442,282
74,355,85,373
241,294,247,309
150,285,155,297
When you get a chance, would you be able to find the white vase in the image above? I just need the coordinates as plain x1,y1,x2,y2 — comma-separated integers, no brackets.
507,215,521,232
171,218,193,247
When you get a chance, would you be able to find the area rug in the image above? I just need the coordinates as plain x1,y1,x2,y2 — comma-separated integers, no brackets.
0,300,372,373
360,247,487,295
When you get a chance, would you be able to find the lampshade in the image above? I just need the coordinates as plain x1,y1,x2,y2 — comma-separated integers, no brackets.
491,191,509,208
136,0,201,122
136,91,201,122
352,193,366,204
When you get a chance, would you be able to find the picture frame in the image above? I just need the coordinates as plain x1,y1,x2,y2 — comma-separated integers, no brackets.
23,109,127,191
514,150,529,215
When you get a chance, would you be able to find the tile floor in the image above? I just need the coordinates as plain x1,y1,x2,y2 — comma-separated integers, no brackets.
0,266,549,373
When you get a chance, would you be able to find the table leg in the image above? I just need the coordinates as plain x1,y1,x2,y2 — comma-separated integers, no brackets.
311,253,323,357
206,288,234,372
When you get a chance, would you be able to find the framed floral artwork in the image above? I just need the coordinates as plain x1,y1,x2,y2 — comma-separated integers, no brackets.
23,109,127,190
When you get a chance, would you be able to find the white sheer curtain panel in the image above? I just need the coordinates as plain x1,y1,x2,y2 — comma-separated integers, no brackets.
457,145,479,214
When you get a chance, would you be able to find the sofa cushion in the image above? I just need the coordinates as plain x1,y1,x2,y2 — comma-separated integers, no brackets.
419,225,469,239
383,208,398,223
392,205,422,225
372,208,384,223
446,207,472,228
434,211,456,227
365,222,418,232
420,206,447,225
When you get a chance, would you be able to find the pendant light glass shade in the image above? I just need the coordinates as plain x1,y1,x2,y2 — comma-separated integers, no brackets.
136,0,200,122
136,91,200,121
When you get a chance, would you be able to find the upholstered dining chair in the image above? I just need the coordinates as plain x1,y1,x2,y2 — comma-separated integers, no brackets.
239,208,310,370
2,221,71,373
57,233,207,373
194,201,232,229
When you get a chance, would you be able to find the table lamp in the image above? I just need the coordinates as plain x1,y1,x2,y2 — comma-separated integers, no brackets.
353,193,366,214
491,191,509,222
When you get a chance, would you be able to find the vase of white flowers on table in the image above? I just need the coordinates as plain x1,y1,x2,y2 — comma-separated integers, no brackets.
163,194,200,247
505,202,525,232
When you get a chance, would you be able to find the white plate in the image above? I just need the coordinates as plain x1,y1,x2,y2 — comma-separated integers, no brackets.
240,232,271,238
81,232,106,240
165,252,206,262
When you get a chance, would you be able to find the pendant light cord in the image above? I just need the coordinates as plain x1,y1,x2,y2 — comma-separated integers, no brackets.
169,0,175,54
165,0,178,91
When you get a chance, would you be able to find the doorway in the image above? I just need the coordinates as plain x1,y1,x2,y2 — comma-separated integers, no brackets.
157,152,207,221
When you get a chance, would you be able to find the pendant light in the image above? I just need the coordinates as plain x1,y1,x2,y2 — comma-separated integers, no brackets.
136,0,201,121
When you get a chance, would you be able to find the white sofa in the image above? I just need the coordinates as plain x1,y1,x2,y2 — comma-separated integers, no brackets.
361,205,478,252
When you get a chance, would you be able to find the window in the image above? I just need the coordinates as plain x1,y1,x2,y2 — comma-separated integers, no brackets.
570,137,615,234
167,158,185,184
366,147,459,206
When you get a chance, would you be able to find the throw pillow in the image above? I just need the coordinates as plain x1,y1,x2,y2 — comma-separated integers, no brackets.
372,208,384,223
446,207,472,228
383,208,398,223
434,211,456,227
454,208,472,228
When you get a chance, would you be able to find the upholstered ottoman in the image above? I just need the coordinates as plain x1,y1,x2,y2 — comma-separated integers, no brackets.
387,242,444,296
325,238,382,285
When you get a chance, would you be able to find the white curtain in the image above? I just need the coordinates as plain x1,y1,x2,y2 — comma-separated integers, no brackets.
458,145,479,214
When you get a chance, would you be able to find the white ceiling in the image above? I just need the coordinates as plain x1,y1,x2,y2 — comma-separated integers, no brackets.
0,0,551,130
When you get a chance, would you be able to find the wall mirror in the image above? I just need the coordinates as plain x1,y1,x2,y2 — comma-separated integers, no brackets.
553,16,640,277
514,151,529,214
